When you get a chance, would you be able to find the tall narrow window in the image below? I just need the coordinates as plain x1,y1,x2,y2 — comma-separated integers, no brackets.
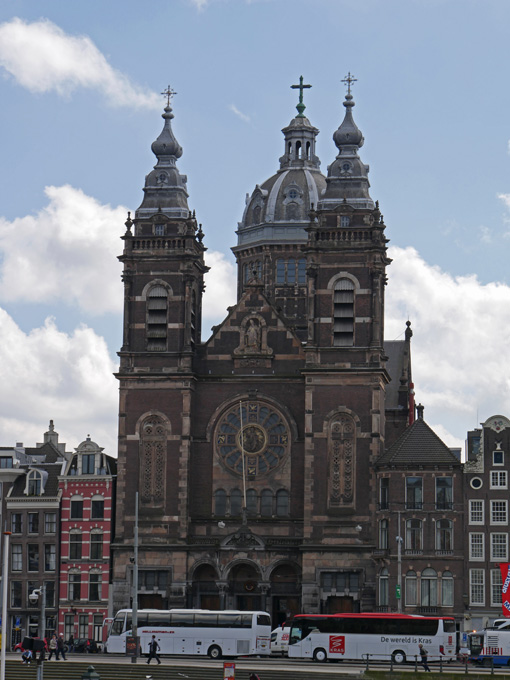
90,532,103,560
70,533,82,560
246,489,257,516
214,489,227,516
406,477,423,509
379,568,389,606
260,489,273,517
297,258,306,284
69,573,81,601
230,489,242,516
82,453,95,474
379,519,388,549
276,489,289,516
287,259,296,284
140,416,167,507
436,519,453,551
379,478,389,510
436,477,453,509
405,570,417,606
333,279,354,346
406,519,422,550
276,259,285,284
441,571,454,606
470,569,485,606
146,285,168,351
491,569,503,606
89,573,101,601
421,568,438,606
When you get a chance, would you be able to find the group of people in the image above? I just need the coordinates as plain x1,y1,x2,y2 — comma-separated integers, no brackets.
20,633,68,664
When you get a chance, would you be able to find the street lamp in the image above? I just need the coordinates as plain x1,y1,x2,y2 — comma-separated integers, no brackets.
29,586,45,680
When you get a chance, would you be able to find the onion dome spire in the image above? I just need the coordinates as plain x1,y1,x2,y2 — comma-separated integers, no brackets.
135,86,190,219
319,73,374,210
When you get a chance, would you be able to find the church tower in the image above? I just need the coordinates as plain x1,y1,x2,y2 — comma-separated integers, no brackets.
113,91,208,608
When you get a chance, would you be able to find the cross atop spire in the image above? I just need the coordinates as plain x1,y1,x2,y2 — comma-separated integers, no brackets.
161,85,177,107
291,75,312,117
341,72,357,96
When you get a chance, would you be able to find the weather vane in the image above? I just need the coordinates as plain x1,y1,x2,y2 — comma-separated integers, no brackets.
341,72,357,96
291,75,311,117
161,85,177,106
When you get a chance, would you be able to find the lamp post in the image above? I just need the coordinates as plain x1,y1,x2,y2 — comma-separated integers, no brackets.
30,585,45,680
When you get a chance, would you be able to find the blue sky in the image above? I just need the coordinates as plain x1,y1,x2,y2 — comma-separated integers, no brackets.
0,0,510,455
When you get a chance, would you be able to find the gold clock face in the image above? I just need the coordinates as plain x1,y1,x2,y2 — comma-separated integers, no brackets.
216,401,289,478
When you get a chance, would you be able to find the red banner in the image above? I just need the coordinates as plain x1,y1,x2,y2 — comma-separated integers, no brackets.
329,635,345,655
500,563,510,616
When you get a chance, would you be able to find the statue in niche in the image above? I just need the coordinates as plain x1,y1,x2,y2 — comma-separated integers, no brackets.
245,318,261,351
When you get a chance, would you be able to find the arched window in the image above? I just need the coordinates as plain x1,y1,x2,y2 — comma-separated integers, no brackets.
276,490,289,516
252,205,261,224
436,519,453,551
214,489,227,516
421,568,438,606
306,141,311,160
405,570,417,606
26,470,43,496
333,279,355,346
406,519,422,551
379,519,389,549
295,141,301,159
379,568,389,606
140,416,167,507
146,285,168,351
246,489,258,516
260,489,273,517
441,570,454,606
230,489,242,516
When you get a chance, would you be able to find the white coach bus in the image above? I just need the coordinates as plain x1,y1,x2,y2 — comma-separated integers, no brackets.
105,608,271,658
288,612,456,663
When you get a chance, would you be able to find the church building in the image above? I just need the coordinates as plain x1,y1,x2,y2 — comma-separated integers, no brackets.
111,77,413,624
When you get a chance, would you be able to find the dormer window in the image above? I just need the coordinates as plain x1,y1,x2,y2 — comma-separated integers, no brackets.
25,469,46,496
154,224,165,236
341,216,350,227
82,453,95,475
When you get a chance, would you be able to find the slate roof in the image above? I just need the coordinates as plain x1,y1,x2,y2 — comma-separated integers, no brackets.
377,416,460,467
8,462,64,499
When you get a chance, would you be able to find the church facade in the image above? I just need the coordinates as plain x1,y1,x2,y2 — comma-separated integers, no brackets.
111,79,413,624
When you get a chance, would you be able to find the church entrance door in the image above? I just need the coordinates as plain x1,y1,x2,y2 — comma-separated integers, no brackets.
325,596,359,613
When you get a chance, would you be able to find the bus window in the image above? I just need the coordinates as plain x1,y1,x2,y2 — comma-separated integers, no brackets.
241,614,253,628
218,613,240,628
257,614,271,627
194,613,218,627
171,612,193,627
138,613,149,627
110,613,125,636
148,612,171,626
443,620,456,634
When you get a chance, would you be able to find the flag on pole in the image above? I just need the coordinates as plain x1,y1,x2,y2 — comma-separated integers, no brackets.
499,563,510,616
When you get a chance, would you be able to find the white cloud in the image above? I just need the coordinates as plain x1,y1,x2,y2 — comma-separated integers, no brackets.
0,18,160,109
202,250,237,334
386,245,510,447
0,185,124,315
229,104,251,123
189,0,210,9
0,308,118,454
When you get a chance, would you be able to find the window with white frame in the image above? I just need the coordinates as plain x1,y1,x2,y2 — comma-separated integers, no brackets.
469,499,484,524
379,519,389,550
491,471,508,489
379,568,389,606
405,570,417,606
421,568,438,606
491,500,508,525
470,569,485,606
491,568,503,607
11,545,22,571
441,571,454,606
26,470,43,496
469,533,484,560
493,450,504,466
491,533,508,561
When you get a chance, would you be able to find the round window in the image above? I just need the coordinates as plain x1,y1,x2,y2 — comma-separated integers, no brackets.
470,477,483,490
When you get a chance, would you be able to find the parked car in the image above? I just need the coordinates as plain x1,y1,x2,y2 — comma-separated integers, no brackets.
270,626,290,656
73,638,99,653
13,638,49,653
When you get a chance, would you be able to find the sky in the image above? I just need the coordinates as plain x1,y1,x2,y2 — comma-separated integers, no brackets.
0,0,510,456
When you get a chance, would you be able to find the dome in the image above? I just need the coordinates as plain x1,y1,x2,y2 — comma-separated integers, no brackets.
237,111,326,248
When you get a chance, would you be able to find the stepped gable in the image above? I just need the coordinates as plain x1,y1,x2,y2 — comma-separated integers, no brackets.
377,405,459,467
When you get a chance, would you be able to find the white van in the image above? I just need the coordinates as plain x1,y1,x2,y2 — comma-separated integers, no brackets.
270,627,290,655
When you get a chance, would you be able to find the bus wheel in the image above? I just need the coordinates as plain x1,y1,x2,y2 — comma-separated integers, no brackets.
208,645,222,659
313,648,328,663
392,650,406,664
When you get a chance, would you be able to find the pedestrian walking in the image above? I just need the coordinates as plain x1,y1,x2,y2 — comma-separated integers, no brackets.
419,643,431,672
147,635,161,665
57,634,66,660
48,634,58,660
68,633,74,653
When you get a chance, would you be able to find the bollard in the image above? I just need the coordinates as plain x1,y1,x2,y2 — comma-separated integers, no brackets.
365,654,369,671
491,657,494,675
414,654,418,673
82,665,100,680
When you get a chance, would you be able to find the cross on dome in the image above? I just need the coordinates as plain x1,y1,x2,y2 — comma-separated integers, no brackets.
291,75,312,117
161,85,177,107
341,72,357,96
